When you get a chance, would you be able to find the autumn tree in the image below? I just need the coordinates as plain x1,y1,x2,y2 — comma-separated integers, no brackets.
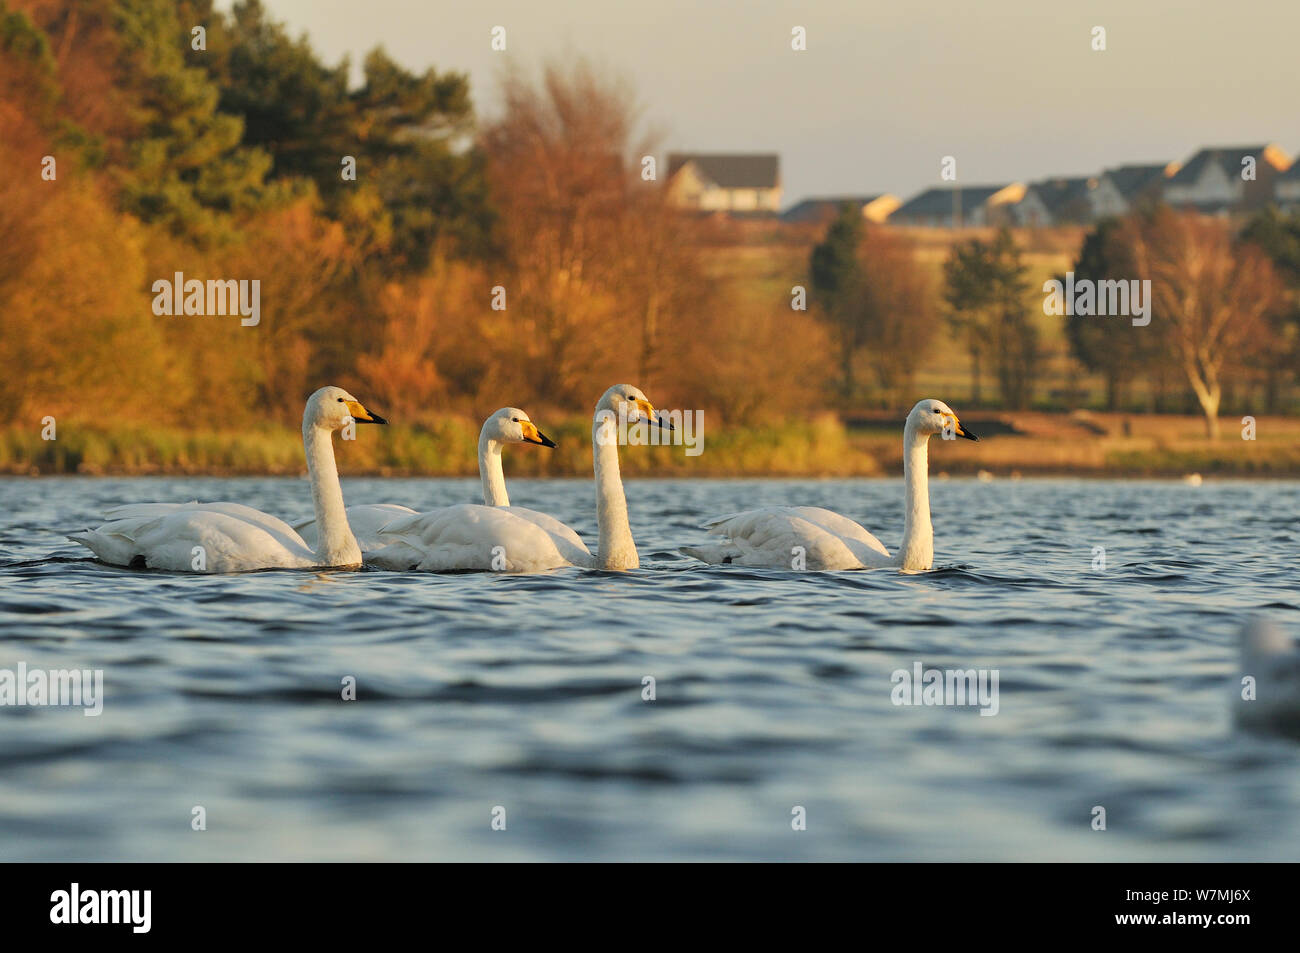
1125,208,1281,439
855,227,931,406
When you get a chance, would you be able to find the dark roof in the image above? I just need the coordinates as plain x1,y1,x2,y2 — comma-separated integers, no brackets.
667,153,779,189
893,185,1009,217
781,195,885,223
1102,163,1171,198
1168,146,1271,185
1025,177,1095,214
1280,160,1300,181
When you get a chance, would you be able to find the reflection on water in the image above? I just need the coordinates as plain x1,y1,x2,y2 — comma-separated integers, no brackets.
1,476,1298,861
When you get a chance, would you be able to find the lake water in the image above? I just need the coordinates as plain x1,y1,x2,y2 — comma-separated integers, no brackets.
1,476,1298,861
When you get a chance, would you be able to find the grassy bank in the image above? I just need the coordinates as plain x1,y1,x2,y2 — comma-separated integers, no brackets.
4,410,1299,477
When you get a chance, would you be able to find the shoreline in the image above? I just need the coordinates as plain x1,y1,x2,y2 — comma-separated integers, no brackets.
5,410,1298,479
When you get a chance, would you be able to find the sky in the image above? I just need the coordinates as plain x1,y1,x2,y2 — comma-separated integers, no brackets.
243,0,1300,208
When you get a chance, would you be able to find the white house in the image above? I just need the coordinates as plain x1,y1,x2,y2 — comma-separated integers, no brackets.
1162,145,1290,214
1012,177,1098,226
1090,163,1178,218
665,153,781,214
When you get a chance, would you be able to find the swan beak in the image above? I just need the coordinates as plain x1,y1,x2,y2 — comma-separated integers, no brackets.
345,400,388,425
520,421,557,448
955,420,978,441
636,399,674,431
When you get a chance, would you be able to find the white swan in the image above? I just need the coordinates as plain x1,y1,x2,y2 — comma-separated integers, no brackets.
68,386,387,572
1235,619,1300,734
681,399,977,571
294,407,557,551
368,384,670,572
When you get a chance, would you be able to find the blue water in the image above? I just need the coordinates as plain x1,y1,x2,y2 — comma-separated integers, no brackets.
1,476,1298,861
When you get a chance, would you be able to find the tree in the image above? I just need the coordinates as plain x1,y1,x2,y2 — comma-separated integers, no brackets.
1064,218,1158,410
1125,208,1282,439
110,0,277,242
195,0,492,267
1239,207,1300,411
810,203,865,398
943,228,1037,408
855,227,930,406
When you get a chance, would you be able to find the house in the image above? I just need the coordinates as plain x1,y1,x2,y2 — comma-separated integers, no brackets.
1162,144,1290,214
1089,163,1178,218
889,184,1025,228
1275,160,1300,211
781,194,900,225
665,153,781,214
1013,177,1099,226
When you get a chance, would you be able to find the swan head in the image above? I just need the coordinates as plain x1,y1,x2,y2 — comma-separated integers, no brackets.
307,386,388,430
597,384,674,430
485,407,557,448
908,399,977,441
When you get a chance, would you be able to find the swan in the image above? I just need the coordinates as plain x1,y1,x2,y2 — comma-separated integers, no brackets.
367,384,671,572
68,386,387,572
294,407,557,551
1235,619,1300,735
681,399,977,571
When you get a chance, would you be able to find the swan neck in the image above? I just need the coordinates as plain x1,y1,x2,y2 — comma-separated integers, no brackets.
303,420,361,567
592,411,638,570
899,422,934,571
479,428,509,507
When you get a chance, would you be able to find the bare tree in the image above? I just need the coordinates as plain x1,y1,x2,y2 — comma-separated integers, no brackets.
1125,209,1281,439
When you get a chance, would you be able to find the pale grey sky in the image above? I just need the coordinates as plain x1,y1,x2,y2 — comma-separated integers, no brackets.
246,0,1299,207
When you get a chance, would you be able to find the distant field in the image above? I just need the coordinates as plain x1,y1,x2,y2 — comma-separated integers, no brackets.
702,220,1183,412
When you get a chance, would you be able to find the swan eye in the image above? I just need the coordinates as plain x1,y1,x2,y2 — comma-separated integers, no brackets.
338,397,344,402
512,417,519,422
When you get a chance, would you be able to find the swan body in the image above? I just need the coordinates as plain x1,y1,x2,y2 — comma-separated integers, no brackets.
681,399,976,571
69,387,386,572
368,385,668,572
1235,619,1300,734
295,407,555,552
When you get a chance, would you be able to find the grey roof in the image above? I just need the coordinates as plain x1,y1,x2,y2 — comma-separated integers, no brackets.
667,153,780,189
1025,177,1095,215
1168,146,1270,185
1279,160,1300,181
893,185,1009,217
781,195,885,223
1102,163,1171,198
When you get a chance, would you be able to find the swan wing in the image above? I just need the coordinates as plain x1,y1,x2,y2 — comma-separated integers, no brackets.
71,508,314,572
780,507,891,559
372,503,570,572
295,503,418,552
498,506,593,566
106,501,311,552
686,506,892,570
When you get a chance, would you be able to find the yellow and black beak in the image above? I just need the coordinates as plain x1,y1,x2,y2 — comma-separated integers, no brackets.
954,418,978,441
519,420,557,448
636,398,674,431
345,400,388,425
